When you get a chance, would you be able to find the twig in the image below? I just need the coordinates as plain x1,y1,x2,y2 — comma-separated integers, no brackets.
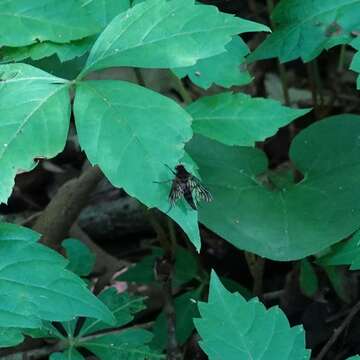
262,289,285,301
33,165,104,250
155,253,182,360
244,252,265,296
315,300,360,360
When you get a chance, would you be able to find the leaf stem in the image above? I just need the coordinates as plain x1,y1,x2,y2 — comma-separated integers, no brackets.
266,0,290,107
337,44,346,73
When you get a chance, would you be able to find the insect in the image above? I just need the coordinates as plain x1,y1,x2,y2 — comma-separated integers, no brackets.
157,164,212,212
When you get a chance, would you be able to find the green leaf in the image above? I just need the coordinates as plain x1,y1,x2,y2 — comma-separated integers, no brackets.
0,63,70,204
299,259,318,297
187,114,360,260
350,37,360,90
0,1,131,64
196,271,310,360
347,356,360,360
81,0,131,28
82,0,269,75
187,92,310,146
220,277,252,300
172,246,198,287
0,223,115,334
1,37,95,63
62,238,96,277
119,246,197,286
74,80,201,250
50,349,85,360
0,0,101,47
173,36,251,89
0,328,24,348
152,289,200,350
24,321,62,339
119,248,163,284
80,288,145,336
323,265,351,303
250,0,359,63
318,231,360,270
83,328,163,360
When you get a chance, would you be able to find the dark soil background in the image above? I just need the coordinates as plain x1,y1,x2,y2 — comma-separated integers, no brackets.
1,1,360,359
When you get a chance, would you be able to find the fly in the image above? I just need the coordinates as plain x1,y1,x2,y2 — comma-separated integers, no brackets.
156,164,212,212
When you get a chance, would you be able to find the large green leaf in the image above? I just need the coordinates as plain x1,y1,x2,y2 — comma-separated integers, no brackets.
318,231,360,270
350,37,360,90
187,92,309,146
81,0,269,75
0,63,70,204
250,0,360,63
0,223,114,340
83,329,163,360
74,80,201,249
0,0,100,47
173,36,258,89
187,115,360,260
195,271,310,360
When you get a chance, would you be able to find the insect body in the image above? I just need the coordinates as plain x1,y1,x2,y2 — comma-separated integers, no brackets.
167,164,212,211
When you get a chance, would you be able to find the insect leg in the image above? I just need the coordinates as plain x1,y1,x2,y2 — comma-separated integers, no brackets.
153,179,172,184
164,164,176,175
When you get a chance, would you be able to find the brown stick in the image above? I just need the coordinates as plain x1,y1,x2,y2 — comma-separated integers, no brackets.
154,253,182,360
33,165,103,250
245,252,265,296
315,300,360,360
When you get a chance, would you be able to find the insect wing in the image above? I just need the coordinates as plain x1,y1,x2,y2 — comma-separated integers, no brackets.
189,176,213,202
168,179,183,207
